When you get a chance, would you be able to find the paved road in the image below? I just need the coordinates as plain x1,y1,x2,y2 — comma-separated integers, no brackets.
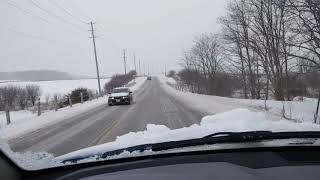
9,77,204,156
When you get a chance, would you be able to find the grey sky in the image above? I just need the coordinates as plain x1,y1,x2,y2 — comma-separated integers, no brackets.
0,0,228,77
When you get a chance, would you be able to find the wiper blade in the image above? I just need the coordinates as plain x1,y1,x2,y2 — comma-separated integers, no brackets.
98,131,320,159
62,131,320,163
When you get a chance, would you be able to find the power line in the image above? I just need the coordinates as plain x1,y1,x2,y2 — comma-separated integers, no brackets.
47,0,88,24
7,1,51,24
27,0,87,32
6,27,42,39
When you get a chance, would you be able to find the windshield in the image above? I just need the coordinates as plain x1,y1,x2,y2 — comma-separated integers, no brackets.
0,0,320,170
112,88,129,93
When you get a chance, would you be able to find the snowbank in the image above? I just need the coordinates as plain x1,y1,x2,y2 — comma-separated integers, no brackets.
57,108,320,161
0,77,147,140
158,75,319,123
128,76,148,91
0,97,108,140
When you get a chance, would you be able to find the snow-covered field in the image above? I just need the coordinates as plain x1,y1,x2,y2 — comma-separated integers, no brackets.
0,78,110,100
0,77,147,140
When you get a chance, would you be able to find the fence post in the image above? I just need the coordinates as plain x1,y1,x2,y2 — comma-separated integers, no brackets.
80,92,84,104
37,97,41,116
5,101,10,125
315,90,320,124
54,96,58,111
69,95,72,107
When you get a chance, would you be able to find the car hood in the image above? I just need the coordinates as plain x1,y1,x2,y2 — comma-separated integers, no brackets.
110,92,129,97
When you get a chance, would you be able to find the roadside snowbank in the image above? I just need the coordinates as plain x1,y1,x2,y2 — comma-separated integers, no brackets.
57,108,320,161
0,77,147,140
0,97,108,140
158,75,318,123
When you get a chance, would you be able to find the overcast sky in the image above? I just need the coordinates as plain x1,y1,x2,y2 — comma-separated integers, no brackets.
0,0,228,77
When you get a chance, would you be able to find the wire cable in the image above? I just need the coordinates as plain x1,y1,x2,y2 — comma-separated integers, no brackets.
27,0,87,32
47,0,89,24
6,26,42,39
7,1,51,24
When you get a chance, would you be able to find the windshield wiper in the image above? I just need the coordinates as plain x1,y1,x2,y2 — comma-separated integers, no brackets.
62,131,320,163
98,131,320,159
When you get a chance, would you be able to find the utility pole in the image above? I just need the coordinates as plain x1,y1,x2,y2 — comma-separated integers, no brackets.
165,65,167,76
148,64,150,75
139,60,141,76
134,53,137,74
89,21,102,96
123,49,127,74
143,62,146,76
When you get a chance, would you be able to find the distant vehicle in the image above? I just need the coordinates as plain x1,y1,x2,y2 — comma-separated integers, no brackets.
108,87,133,106
147,76,152,80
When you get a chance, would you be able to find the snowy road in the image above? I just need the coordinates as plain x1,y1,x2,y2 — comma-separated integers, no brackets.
9,77,204,156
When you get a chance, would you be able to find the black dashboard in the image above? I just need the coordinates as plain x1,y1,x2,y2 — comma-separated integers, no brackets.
2,146,320,180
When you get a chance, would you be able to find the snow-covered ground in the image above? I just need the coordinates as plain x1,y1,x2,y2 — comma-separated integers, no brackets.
56,76,320,163
1,75,320,170
58,108,320,163
0,78,110,100
158,75,319,124
0,77,147,140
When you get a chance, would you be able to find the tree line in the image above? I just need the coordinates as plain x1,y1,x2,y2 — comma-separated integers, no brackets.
0,85,41,111
178,0,320,100
0,84,98,112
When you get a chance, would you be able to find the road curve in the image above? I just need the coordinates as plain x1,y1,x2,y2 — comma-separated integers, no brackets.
9,77,204,156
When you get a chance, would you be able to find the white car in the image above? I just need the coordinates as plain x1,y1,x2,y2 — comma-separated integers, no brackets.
108,87,133,105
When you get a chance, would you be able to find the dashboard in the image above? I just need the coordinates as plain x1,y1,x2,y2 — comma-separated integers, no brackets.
1,146,320,180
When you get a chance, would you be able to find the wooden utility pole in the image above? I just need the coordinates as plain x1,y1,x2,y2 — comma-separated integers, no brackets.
69,95,72,107
165,65,167,76
143,62,146,76
80,92,84,104
5,101,10,125
89,21,102,96
54,95,58,111
134,53,137,74
123,49,127,74
139,60,141,76
37,98,41,116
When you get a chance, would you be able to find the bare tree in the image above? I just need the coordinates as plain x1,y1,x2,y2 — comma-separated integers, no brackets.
16,87,28,110
288,0,320,69
26,85,41,106
45,93,51,107
0,86,20,109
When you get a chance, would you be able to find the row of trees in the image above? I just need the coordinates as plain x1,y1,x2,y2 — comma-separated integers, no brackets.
179,0,320,100
0,85,41,110
104,70,137,93
0,84,98,112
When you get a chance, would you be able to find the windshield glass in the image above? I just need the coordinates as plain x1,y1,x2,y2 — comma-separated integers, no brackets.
112,88,129,93
0,0,320,170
